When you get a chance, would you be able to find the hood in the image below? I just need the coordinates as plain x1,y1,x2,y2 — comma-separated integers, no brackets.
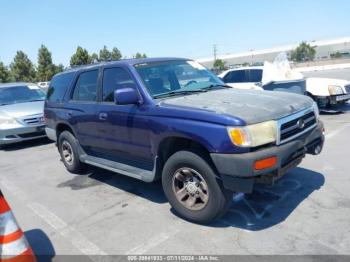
307,77,350,87
161,89,313,125
0,101,44,119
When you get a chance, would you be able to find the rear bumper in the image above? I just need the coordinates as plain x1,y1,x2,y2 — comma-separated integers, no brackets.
0,125,46,145
211,121,324,193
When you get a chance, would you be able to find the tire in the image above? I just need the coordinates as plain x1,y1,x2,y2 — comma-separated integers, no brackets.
58,131,86,173
162,150,232,224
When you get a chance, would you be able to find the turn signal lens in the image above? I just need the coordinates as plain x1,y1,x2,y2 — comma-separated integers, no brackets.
254,156,277,170
228,127,251,147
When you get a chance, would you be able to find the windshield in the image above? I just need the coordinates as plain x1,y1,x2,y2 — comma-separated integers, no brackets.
135,60,226,98
0,85,46,106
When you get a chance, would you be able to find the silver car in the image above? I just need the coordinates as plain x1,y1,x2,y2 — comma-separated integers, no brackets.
0,83,46,146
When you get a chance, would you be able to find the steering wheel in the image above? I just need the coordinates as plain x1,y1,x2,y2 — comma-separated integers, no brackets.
184,80,197,88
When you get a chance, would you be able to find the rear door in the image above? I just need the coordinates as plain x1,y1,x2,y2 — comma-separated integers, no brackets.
66,69,100,154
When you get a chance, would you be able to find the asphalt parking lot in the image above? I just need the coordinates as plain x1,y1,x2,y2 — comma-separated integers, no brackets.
1,71,350,258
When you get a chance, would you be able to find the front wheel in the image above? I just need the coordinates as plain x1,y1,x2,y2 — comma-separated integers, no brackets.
162,150,232,224
58,131,86,173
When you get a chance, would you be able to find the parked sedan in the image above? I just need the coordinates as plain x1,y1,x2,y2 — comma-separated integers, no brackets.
0,83,46,146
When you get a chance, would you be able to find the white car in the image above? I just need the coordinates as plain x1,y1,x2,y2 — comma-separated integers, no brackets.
219,67,350,107
306,77,350,107
218,67,264,90
218,67,306,96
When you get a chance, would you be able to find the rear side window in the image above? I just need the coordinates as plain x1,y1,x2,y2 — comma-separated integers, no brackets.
102,67,136,102
47,72,75,102
72,70,98,101
223,70,246,83
247,69,263,82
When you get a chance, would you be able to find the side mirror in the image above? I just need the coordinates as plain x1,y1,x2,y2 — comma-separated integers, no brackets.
114,88,140,105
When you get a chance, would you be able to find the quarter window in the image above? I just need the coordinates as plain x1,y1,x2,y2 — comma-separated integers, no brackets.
102,67,136,102
72,70,98,101
47,72,75,102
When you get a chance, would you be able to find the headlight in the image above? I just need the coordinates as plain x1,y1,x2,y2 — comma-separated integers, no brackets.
328,85,344,95
227,120,277,147
312,102,319,120
0,116,21,129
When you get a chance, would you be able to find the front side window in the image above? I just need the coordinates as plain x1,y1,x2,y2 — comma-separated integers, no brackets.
102,67,136,102
72,70,98,101
224,70,246,83
0,85,46,106
135,60,224,98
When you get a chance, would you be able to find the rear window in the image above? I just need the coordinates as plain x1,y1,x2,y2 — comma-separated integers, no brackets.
247,69,263,82
47,72,75,102
71,70,98,102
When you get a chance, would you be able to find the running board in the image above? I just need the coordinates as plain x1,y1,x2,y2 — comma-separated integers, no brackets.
80,154,156,182
74,141,158,182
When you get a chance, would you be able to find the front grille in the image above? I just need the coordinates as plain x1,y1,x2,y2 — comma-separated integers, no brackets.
345,84,350,94
22,115,44,126
278,109,317,144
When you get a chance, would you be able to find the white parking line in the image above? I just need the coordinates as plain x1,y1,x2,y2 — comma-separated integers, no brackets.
325,123,350,139
0,178,107,259
126,227,179,255
28,202,107,256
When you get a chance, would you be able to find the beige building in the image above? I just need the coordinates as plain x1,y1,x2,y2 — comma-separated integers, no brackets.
197,37,350,68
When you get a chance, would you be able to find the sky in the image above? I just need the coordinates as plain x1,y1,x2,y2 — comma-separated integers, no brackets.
0,0,349,66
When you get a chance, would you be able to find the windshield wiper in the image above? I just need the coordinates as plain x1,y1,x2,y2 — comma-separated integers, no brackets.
201,84,232,91
153,90,205,99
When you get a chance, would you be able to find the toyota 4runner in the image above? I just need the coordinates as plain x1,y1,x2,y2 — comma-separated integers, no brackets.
44,58,324,224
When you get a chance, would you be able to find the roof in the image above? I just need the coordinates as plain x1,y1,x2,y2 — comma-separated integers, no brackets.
0,82,37,88
60,57,190,75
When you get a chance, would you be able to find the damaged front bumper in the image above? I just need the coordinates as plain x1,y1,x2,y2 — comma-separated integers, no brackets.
211,121,325,193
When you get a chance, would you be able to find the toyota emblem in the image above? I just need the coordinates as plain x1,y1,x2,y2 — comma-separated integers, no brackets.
297,119,305,129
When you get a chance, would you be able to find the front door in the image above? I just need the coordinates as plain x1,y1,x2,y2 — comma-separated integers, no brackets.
94,66,153,169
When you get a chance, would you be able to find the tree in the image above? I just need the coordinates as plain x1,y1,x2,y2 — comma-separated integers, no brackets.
53,64,64,75
0,61,10,83
111,47,122,61
290,42,316,62
99,46,112,62
213,59,226,70
330,51,342,59
37,45,54,81
70,46,91,66
10,51,36,82
134,52,147,59
90,53,99,63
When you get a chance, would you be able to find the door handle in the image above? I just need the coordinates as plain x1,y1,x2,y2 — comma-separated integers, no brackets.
98,112,108,121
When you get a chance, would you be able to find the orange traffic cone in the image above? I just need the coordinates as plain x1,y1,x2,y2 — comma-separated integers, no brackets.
0,190,36,262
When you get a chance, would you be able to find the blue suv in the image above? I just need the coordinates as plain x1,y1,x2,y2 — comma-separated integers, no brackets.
44,58,324,223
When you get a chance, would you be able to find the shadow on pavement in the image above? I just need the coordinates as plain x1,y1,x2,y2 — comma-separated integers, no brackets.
0,138,53,152
57,166,167,204
210,167,325,230
320,102,350,114
25,229,55,262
